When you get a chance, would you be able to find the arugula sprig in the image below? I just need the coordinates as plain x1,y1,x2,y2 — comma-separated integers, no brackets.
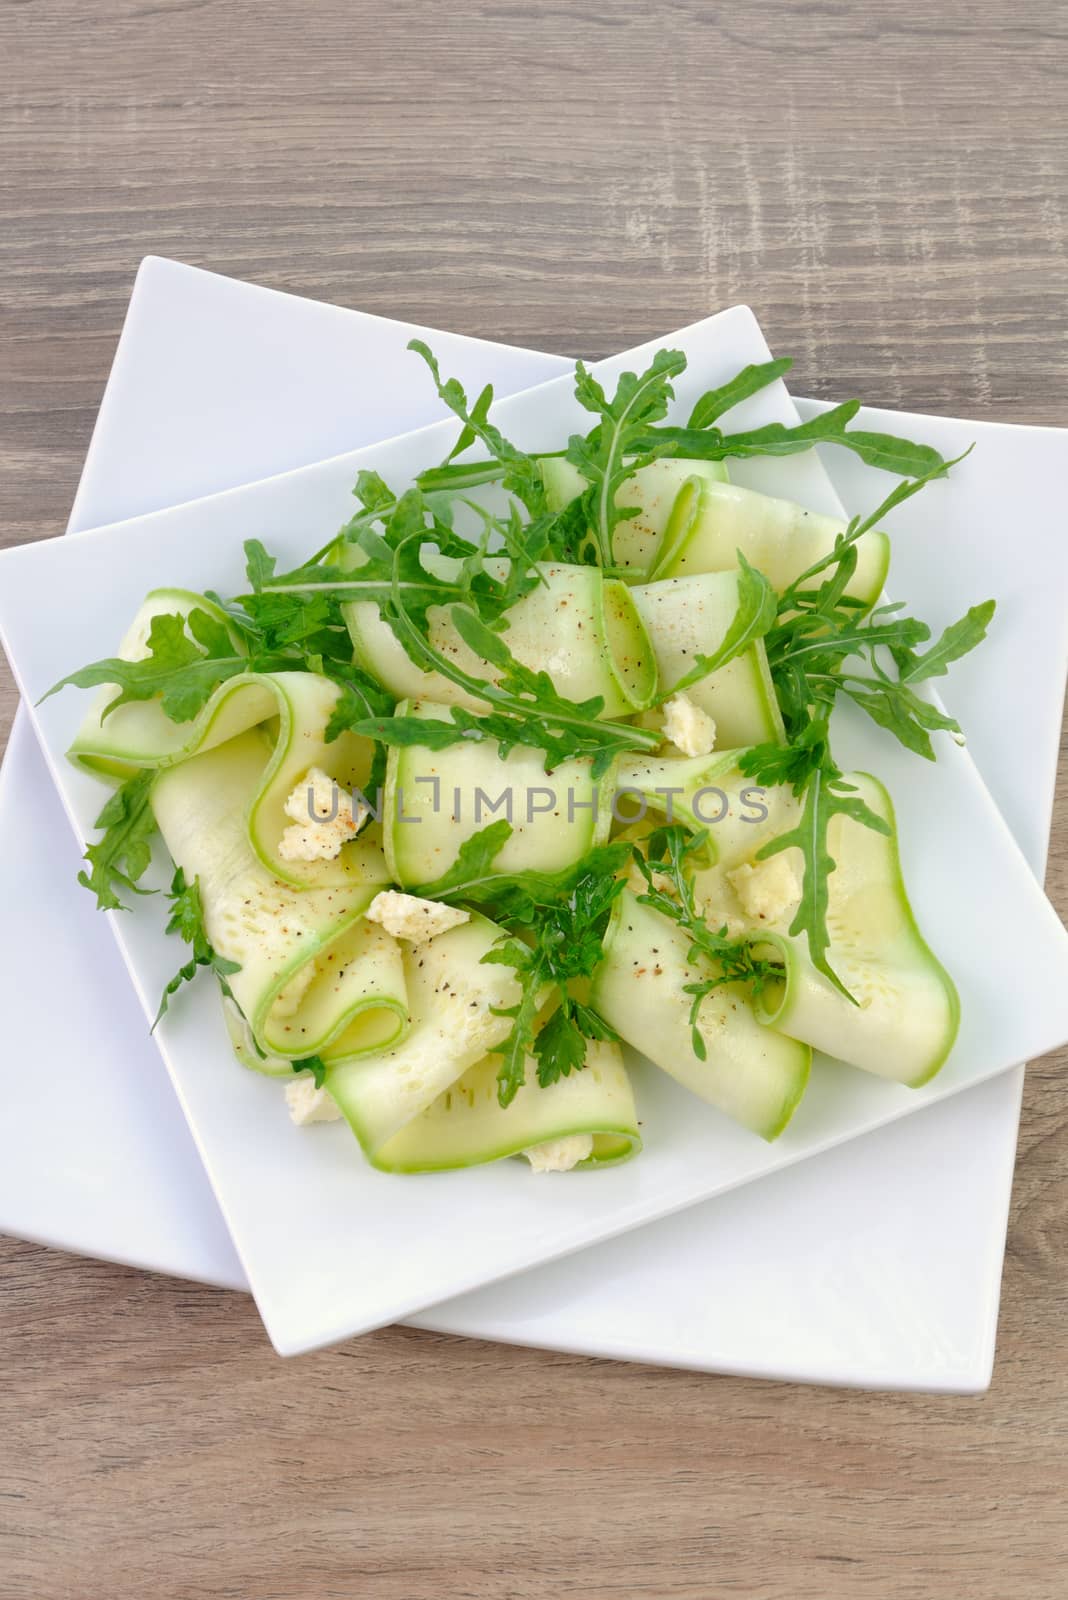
655,552,777,703
153,867,241,1027
268,492,663,777
414,825,630,1106
408,340,549,514
78,770,158,911
631,826,781,1056
739,453,993,996
632,400,949,479
43,607,253,724
563,348,687,566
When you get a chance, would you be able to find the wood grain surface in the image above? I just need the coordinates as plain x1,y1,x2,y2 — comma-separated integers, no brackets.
2,3,1066,1596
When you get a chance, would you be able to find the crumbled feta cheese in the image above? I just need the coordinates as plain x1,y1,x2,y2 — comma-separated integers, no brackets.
285,1076,343,1126
366,890,470,946
727,856,802,925
662,693,716,758
277,767,367,862
523,1134,594,1173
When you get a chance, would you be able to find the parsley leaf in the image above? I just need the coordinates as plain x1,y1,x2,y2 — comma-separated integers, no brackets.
481,844,629,1104
153,867,241,1027
292,1055,329,1089
414,827,630,1105
77,770,158,912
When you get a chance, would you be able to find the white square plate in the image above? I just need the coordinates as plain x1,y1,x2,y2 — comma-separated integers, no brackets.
2,284,1067,1359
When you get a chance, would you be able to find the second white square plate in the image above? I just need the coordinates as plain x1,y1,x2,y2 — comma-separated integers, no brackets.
2,294,1068,1356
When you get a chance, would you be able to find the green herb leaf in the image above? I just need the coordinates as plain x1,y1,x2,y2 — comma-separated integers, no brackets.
634,401,950,479
897,600,996,685
564,348,687,566
411,820,515,899
756,772,890,1001
631,826,781,1054
422,831,630,1105
408,340,547,515
661,553,777,699
77,770,158,912
44,607,249,724
154,867,241,1027
292,1055,329,1089
687,357,793,428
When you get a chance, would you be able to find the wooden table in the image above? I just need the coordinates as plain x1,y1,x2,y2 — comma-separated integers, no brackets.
2,4,1066,1595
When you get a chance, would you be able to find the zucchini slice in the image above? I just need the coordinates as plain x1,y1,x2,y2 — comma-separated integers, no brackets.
151,732,403,1063
67,595,378,890
615,750,771,846
651,477,890,608
590,891,811,1140
630,573,785,748
344,562,657,718
383,699,611,888
371,1040,641,1173
540,457,730,576
692,770,960,1086
326,913,536,1157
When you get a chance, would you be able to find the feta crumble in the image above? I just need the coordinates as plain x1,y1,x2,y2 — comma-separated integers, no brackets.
727,856,802,925
523,1134,594,1173
662,692,716,758
277,767,367,862
366,890,470,946
285,1076,343,1126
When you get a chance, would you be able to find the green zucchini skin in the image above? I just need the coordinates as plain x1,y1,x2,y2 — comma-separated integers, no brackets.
325,913,531,1157
370,1040,641,1173
151,732,403,1065
746,775,957,1085
691,768,959,1086
345,563,657,718
383,699,612,889
68,593,378,891
629,573,785,749
539,456,730,577
652,477,890,609
591,891,811,1140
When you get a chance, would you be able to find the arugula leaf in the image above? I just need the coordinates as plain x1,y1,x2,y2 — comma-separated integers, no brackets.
322,661,395,740
736,450,992,991
77,770,158,912
756,771,890,1001
408,339,547,515
411,820,515,899
564,348,687,566
659,553,777,700
341,590,661,777
687,357,793,428
45,608,249,724
896,600,996,685
153,867,241,1027
631,826,781,1055
634,401,950,479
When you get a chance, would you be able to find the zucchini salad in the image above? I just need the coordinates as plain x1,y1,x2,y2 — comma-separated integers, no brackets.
47,346,994,1174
